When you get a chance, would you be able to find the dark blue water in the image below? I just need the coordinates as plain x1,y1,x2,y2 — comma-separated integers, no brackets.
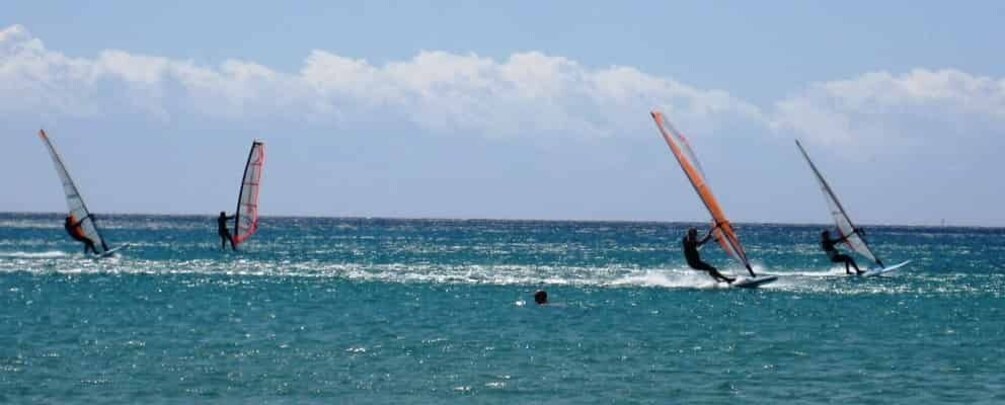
1,213,1003,403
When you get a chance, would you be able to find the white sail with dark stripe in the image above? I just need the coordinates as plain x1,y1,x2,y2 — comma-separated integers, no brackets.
38,130,110,255
795,139,882,267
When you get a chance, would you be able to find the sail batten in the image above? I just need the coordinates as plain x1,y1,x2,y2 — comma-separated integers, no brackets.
795,140,882,266
650,111,755,275
38,130,109,255
233,141,265,246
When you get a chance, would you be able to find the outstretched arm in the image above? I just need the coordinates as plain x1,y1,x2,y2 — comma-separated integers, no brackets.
697,227,715,246
835,228,865,243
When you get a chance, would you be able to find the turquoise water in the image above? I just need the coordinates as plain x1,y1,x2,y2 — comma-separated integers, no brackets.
1,213,1003,403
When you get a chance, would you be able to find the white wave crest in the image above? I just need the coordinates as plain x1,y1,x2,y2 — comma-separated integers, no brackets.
0,251,67,259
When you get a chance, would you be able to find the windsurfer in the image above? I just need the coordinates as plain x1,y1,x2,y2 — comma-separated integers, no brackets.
64,214,97,254
683,227,735,283
820,230,863,275
218,211,236,251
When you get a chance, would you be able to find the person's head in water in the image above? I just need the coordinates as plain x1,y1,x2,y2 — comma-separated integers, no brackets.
687,227,698,239
534,290,548,305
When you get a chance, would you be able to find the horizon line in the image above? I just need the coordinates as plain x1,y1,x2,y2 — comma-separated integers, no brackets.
1,210,996,229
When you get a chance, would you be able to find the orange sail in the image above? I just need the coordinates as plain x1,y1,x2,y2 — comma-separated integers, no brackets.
650,111,755,276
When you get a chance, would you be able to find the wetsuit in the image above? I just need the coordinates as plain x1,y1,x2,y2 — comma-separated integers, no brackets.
218,213,236,250
683,232,734,283
64,215,97,254
822,234,861,274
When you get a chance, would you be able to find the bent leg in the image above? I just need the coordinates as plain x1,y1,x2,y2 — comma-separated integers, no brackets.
693,261,734,283
846,255,861,273
832,254,860,274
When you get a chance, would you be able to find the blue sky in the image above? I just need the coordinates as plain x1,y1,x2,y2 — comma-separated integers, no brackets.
3,1,1004,225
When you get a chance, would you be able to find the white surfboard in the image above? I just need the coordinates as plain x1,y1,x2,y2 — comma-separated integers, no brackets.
95,243,131,258
861,260,911,278
732,275,778,288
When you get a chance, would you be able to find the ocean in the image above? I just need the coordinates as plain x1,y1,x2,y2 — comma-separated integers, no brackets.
1,213,1002,403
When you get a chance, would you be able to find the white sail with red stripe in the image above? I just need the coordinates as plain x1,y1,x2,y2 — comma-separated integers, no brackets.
233,140,265,246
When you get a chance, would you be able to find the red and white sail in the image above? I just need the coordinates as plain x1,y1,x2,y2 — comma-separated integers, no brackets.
233,141,265,245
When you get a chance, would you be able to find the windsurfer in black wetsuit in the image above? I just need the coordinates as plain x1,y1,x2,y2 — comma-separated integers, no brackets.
683,227,735,283
820,230,863,275
64,214,98,254
218,211,236,251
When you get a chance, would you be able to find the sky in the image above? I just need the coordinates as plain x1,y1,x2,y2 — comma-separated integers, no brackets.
3,1,1005,225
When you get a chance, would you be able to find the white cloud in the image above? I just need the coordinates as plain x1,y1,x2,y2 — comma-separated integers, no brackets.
6,24,1005,152
772,69,1005,151
0,24,759,137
